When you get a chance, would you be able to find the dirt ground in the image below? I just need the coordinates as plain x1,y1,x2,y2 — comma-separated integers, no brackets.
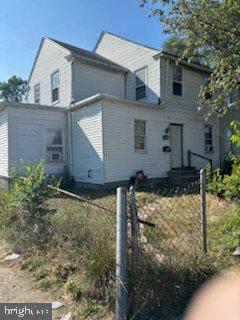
0,238,67,320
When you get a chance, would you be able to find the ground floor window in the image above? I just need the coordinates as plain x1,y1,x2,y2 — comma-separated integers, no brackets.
46,128,63,161
134,119,146,151
204,125,213,153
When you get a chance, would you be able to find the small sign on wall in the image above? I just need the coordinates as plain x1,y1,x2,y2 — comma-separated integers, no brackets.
163,146,171,152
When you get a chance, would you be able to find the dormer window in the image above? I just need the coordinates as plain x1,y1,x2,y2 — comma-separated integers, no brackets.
34,83,40,104
172,66,182,96
51,71,59,103
135,67,147,100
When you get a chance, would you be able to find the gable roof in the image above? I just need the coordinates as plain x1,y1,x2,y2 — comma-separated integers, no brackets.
94,30,160,53
94,31,211,74
28,36,127,84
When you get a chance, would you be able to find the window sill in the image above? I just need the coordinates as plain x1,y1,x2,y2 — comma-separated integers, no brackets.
52,100,59,105
134,150,147,154
172,94,184,99
46,160,64,164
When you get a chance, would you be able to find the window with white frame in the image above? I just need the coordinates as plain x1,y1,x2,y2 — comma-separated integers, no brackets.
135,67,147,100
134,119,146,150
172,66,183,96
34,83,40,103
51,71,59,103
46,129,63,161
204,125,213,153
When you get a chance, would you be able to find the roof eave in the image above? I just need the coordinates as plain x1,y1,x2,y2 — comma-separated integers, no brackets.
155,52,212,74
69,53,128,73
71,93,163,111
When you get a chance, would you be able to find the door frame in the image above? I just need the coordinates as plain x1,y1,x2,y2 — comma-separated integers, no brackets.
170,123,184,168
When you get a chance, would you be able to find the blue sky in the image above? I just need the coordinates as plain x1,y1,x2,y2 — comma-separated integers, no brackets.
0,0,167,81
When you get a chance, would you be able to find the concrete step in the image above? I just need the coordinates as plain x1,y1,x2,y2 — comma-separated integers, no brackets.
167,168,199,186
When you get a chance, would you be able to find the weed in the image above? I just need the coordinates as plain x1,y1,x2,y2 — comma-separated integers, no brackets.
68,281,82,301
21,259,43,271
39,280,52,291
35,268,48,281
81,298,99,318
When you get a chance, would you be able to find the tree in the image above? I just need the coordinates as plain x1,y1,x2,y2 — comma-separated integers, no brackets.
141,0,240,146
0,75,28,103
163,35,210,67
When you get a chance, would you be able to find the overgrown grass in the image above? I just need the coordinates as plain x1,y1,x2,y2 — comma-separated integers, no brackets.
0,183,239,319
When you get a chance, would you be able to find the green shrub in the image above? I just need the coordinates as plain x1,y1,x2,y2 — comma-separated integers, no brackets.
0,161,59,249
222,161,240,200
206,156,240,200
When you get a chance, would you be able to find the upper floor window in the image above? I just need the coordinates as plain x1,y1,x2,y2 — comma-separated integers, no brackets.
172,66,182,96
134,119,146,151
135,67,147,100
34,83,40,104
51,71,59,103
204,125,213,153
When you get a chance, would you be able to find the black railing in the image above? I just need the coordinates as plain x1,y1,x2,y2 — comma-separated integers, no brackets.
187,150,213,174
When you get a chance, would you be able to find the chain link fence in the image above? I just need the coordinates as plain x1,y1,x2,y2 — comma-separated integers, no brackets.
1,168,237,320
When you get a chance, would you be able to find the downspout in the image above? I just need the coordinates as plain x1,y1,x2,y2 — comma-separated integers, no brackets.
67,56,75,177
124,72,127,99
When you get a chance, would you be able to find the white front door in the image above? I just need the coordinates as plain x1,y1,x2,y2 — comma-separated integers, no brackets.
170,124,183,168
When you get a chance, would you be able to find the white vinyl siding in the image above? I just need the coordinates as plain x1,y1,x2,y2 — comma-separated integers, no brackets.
72,61,125,101
7,106,66,175
161,58,208,111
28,39,71,106
72,103,104,185
0,110,9,176
95,32,160,104
102,101,220,183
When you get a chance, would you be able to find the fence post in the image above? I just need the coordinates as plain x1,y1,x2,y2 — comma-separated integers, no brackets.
200,169,207,253
116,187,128,320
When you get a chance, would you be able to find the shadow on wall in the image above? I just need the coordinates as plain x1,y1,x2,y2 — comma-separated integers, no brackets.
72,111,104,185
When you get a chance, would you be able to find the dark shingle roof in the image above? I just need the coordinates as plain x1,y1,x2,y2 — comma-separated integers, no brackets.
49,38,127,72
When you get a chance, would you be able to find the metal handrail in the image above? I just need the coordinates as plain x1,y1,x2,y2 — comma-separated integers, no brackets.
187,150,213,174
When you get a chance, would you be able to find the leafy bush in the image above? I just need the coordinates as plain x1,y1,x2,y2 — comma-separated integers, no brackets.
223,160,240,200
0,161,59,249
206,156,240,200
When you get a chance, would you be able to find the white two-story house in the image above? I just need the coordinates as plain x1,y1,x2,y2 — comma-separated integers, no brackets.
0,31,239,187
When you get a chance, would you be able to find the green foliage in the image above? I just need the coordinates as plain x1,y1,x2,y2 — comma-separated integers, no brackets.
68,281,82,301
163,35,210,66
35,268,48,281
21,258,44,271
0,161,59,248
39,280,53,292
141,1,240,140
207,156,240,200
210,208,240,250
0,75,27,102
223,161,240,200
